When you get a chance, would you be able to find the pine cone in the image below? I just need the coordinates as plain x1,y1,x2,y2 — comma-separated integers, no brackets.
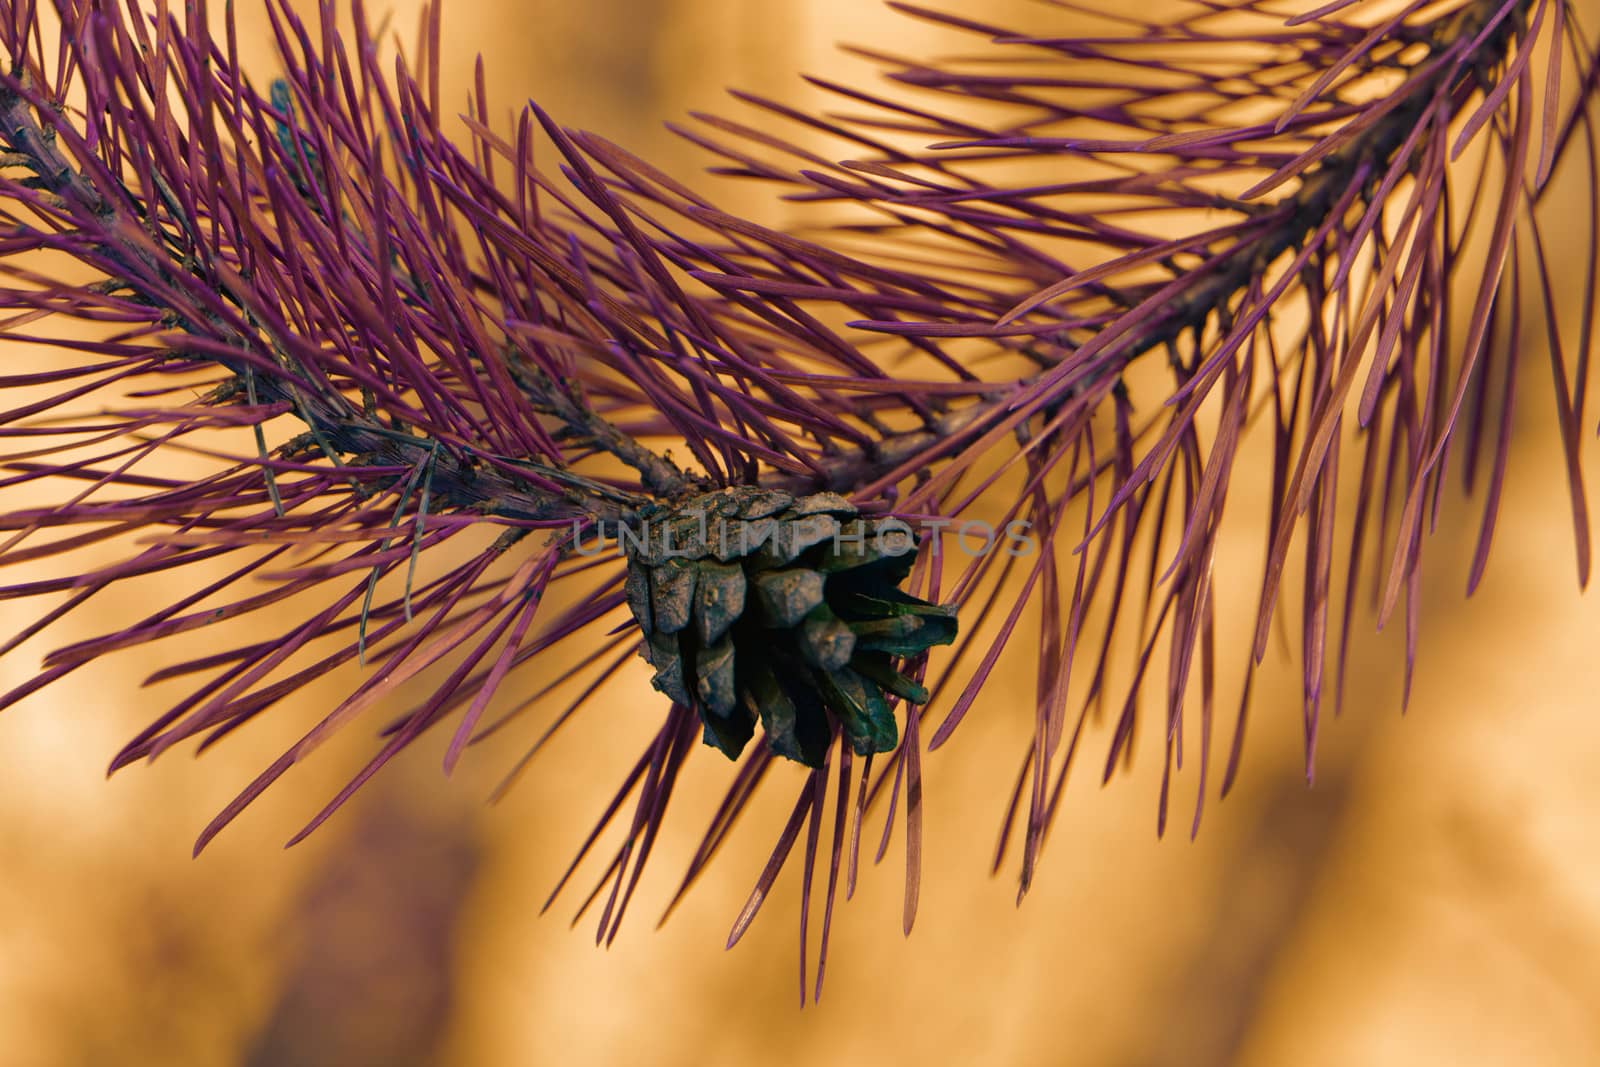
621,488,956,766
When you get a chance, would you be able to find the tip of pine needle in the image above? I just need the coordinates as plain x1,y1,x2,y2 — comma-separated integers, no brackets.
193,821,224,859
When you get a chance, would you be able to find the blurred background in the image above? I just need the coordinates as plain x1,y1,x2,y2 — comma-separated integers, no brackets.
0,1,1598,1064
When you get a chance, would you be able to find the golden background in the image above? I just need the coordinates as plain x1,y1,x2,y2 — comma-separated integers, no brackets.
0,2,1597,1064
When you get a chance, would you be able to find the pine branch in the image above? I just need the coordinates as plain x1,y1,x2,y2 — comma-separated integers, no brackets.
0,76,668,524
0,0,1591,1004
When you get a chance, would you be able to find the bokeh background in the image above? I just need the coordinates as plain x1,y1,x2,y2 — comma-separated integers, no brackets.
1,2,1598,1064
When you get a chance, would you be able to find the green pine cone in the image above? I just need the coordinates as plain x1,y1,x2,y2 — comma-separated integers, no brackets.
621,488,956,767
